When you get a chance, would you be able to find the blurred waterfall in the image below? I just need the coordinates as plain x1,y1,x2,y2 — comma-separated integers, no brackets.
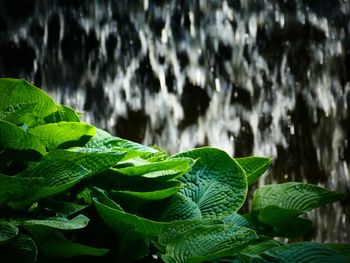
0,0,349,242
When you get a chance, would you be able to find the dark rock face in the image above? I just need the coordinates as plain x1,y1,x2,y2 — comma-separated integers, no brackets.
0,0,349,242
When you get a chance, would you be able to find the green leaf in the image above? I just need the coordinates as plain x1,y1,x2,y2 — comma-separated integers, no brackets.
111,180,183,201
252,182,344,213
224,213,256,229
157,220,220,251
250,182,344,237
259,242,349,263
93,189,172,261
239,237,282,256
255,206,313,238
160,193,202,221
25,227,108,258
163,147,247,220
15,214,89,230
0,233,38,263
0,120,46,158
0,173,41,206
29,122,96,150
93,196,169,237
44,105,81,123
42,149,126,172
9,161,89,209
0,101,38,124
235,157,272,185
114,157,195,181
0,78,57,126
326,243,350,256
41,200,89,217
84,128,158,155
9,150,126,209
0,221,19,243
162,224,258,263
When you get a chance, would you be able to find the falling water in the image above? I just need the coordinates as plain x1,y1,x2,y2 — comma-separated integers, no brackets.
0,0,349,242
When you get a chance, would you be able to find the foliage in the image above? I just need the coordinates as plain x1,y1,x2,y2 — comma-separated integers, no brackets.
0,78,348,262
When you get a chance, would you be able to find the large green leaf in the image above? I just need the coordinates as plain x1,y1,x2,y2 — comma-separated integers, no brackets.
94,191,220,262
114,157,195,181
223,213,256,229
15,214,89,230
0,173,41,206
0,78,57,126
93,191,170,261
29,122,96,150
0,221,19,243
252,182,344,212
41,200,89,217
93,195,169,237
235,157,272,185
9,150,126,209
162,147,247,220
160,193,202,221
25,227,108,258
9,161,90,209
326,243,350,256
0,233,38,263
84,128,158,155
0,120,46,158
162,224,258,263
42,149,126,172
44,105,81,123
157,220,208,250
238,237,282,257
255,206,313,238
251,182,344,238
111,180,183,201
258,242,350,263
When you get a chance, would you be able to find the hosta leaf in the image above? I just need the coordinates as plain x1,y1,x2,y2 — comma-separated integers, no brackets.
29,122,96,150
0,102,37,124
235,157,272,185
15,214,89,230
9,161,90,209
239,237,282,256
157,220,222,251
84,128,158,155
0,233,38,263
0,78,57,126
160,193,202,221
224,213,256,229
326,243,350,256
163,147,247,220
0,120,46,158
0,173,41,206
162,224,258,263
25,227,108,258
259,242,349,263
115,157,195,181
10,150,126,209
256,206,313,238
111,180,183,201
93,196,169,237
251,182,343,238
42,149,126,172
41,200,89,217
252,182,344,213
0,221,19,243
44,105,81,123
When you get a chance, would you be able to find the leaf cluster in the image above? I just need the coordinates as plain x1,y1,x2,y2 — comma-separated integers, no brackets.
0,78,348,262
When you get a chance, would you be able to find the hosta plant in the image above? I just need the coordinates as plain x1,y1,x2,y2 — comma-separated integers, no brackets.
0,78,349,262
